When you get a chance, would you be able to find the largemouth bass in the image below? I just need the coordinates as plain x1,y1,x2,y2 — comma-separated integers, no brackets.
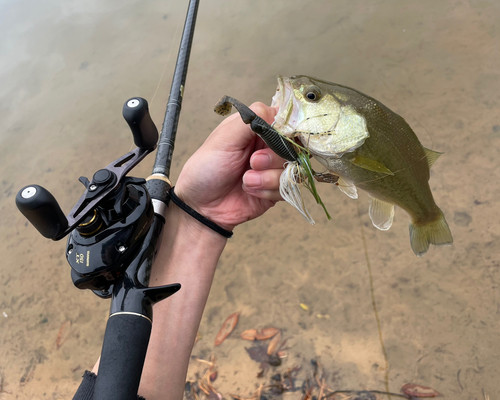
271,75,453,256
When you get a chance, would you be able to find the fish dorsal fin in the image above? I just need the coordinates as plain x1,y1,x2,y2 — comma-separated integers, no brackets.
369,195,395,231
424,147,443,169
337,177,358,199
349,155,394,175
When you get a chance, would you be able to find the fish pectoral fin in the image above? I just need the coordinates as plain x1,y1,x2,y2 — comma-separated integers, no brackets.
349,155,394,175
337,177,358,199
423,147,443,169
368,196,395,231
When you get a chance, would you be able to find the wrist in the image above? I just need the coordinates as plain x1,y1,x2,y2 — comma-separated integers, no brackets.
169,187,234,237
167,200,229,244
150,201,227,286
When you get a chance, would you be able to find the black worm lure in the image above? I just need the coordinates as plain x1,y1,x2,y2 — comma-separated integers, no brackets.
214,96,298,163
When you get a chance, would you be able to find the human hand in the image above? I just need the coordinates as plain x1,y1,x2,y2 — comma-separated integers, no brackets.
174,102,285,231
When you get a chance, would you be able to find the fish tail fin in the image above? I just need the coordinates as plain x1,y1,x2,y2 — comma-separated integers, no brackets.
409,210,453,257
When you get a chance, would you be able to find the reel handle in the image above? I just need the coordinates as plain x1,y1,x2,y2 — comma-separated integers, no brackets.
16,185,68,239
123,97,158,150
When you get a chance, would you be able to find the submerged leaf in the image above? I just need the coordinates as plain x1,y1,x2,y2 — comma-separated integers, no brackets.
214,312,239,346
267,330,282,355
255,327,279,340
241,329,257,340
401,383,442,398
241,327,280,341
56,320,72,350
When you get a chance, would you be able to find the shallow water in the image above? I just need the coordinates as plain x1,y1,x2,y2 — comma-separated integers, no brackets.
1,0,499,398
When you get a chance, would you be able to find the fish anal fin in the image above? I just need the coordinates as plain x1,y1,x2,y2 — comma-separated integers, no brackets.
349,155,394,175
409,210,453,256
337,177,358,199
423,147,443,169
369,196,395,231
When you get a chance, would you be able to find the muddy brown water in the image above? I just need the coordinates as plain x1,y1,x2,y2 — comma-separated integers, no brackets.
1,0,499,398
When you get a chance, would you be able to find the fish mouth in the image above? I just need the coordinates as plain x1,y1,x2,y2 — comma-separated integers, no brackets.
270,75,287,118
271,76,297,136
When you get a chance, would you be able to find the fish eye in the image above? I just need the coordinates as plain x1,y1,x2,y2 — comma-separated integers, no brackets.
304,86,321,102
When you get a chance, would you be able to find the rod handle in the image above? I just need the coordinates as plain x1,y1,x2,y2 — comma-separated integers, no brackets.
94,313,152,400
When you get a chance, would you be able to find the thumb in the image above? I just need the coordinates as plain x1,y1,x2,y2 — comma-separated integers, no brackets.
209,102,277,150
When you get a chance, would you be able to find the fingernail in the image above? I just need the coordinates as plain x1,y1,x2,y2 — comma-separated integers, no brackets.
243,172,262,187
252,154,270,169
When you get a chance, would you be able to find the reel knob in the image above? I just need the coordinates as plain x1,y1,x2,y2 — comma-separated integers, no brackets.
16,185,68,239
123,97,158,150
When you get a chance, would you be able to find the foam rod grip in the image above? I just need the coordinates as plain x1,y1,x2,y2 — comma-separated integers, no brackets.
93,313,152,400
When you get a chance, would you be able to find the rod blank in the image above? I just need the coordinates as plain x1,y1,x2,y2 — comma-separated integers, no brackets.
153,0,200,178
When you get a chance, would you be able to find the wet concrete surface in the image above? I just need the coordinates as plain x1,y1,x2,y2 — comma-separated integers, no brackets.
1,0,499,398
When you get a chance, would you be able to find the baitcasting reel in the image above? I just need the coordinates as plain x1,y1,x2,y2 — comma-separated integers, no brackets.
16,98,160,297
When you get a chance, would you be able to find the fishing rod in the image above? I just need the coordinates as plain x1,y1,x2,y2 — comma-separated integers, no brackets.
15,0,200,399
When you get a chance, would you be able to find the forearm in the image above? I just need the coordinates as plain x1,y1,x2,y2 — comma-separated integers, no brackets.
89,103,280,399
138,202,227,400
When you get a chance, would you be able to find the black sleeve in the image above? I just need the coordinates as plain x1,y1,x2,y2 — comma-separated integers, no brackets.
73,371,145,400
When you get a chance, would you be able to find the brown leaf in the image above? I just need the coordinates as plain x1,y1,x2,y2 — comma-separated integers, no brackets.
241,327,280,341
255,327,279,340
214,312,239,346
267,330,281,355
401,383,442,398
241,329,257,340
56,320,72,350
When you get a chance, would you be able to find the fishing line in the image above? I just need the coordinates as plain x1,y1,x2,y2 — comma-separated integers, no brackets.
357,202,392,400
128,8,183,154
150,11,184,108
339,20,435,149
